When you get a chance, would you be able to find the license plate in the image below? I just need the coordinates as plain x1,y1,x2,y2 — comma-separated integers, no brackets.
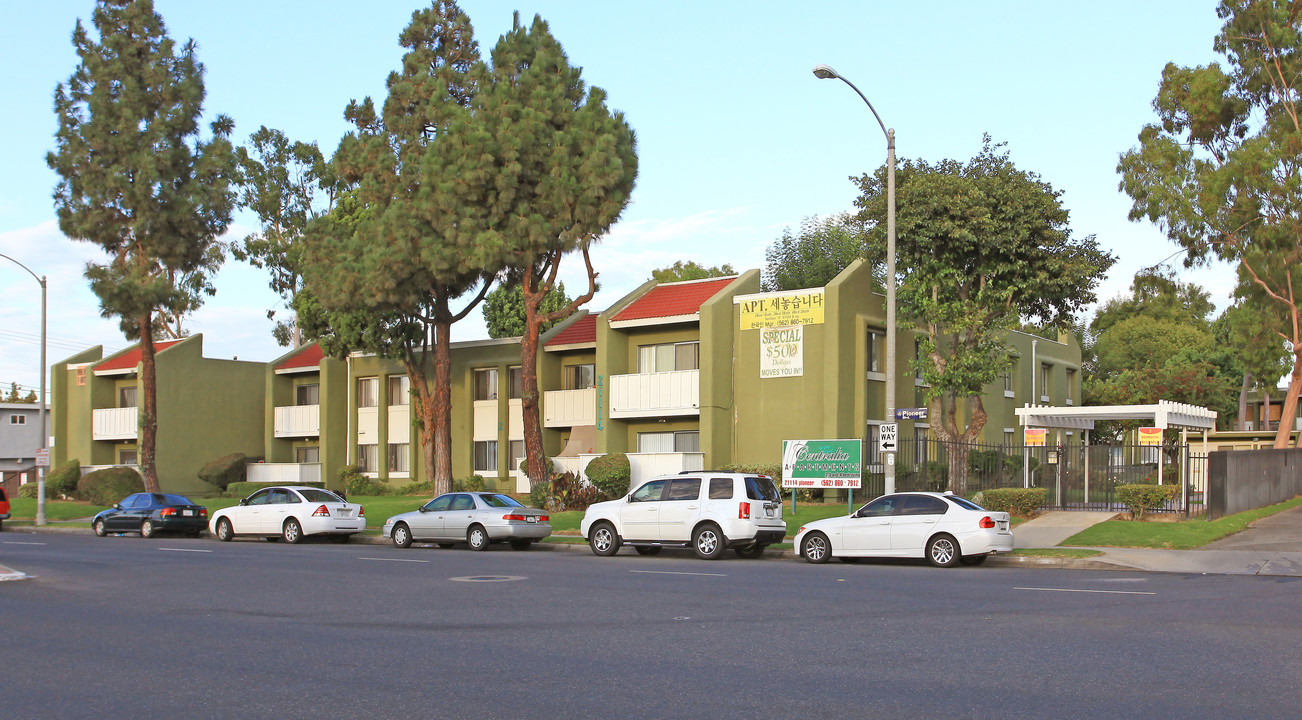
338,509,352,517
182,510,192,516
765,509,774,518
526,516,537,523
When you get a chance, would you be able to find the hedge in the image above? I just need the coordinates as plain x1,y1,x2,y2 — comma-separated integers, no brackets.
47,459,81,499
226,481,324,499
1115,483,1180,520
978,487,1046,518
197,453,247,490
77,466,145,506
585,453,631,499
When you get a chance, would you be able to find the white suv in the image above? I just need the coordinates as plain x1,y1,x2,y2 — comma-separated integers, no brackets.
580,472,786,559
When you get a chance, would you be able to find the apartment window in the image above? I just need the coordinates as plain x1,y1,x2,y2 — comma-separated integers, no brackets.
76,367,86,386
388,375,410,406
357,444,379,473
295,446,319,464
507,366,523,400
118,449,138,465
295,383,319,406
119,386,137,408
637,431,700,453
1040,365,1051,400
474,440,498,472
9,415,25,425
637,341,699,373
358,377,379,408
866,329,884,374
1065,369,1076,404
474,368,498,401
564,364,595,390
510,440,525,471
1003,369,1014,396
388,443,409,473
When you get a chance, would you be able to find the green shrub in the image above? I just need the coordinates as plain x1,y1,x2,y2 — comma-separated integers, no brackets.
979,487,1046,518
396,480,433,496
920,461,949,492
453,475,486,492
528,470,599,512
47,459,81,498
518,457,554,480
585,453,631,499
197,453,247,491
1115,483,1180,520
19,482,39,498
77,466,145,506
226,480,324,499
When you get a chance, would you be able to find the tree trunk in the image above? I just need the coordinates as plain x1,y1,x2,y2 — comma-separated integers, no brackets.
1276,350,1302,449
138,313,161,494
405,353,437,498
1237,371,1252,431
430,319,454,495
521,271,546,489
925,392,987,497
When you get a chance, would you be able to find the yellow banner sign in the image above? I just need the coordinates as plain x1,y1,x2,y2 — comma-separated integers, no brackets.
1024,428,1047,447
738,290,825,329
1138,427,1162,446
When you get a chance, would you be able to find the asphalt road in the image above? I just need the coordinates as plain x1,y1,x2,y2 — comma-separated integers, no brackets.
4,532,1301,719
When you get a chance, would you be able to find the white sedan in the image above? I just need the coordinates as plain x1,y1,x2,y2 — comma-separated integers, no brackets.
793,492,1012,567
210,485,365,544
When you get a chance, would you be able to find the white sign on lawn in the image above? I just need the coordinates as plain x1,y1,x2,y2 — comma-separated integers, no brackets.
760,325,803,378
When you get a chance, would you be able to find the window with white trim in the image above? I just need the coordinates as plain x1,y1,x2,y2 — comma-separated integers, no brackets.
564,364,595,390
9,415,26,425
474,440,498,472
295,446,319,463
473,369,498,401
507,366,523,399
358,378,379,408
637,342,699,373
296,383,319,406
637,431,700,453
388,375,409,406
866,329,884,374
358,444,378,472
388,443,409,473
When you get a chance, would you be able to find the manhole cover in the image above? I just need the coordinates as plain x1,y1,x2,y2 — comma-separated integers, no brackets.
449,575,526,583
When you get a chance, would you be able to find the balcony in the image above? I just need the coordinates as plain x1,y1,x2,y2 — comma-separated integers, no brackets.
92,407,138,441
246,462,322,485
274,404,320,438
543,388,596,428
608,370,699,419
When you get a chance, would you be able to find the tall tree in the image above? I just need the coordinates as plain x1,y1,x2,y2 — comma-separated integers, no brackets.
300,2,491,495
235,127,334,347
855,136,1114,494
1217,300,1291,429
1089,268,1215,338
1118,0,1302,448
48,0,236,493
762,213,869,291
483,280,572,339
456,14,638,488
650,260,736,284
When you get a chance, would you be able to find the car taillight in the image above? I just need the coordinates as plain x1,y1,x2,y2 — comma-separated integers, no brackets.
539,515,549,522
312,504,331,517
503,514,527,521
979,516,996,529
359,506,364,517
200,508,208,517
739,501,751,519
160,508,176,517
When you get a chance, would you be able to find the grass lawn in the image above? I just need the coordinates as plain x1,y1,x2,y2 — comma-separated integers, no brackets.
6,498,110,524
1060,496,1302,550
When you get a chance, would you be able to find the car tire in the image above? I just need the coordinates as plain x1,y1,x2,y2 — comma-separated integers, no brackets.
634,546,662,556
801,532,831,564
692,524,725,560
926,534,960,567
215,518,233,542
959,554,988,566
392,523,412,548
589,522,620,556
283,518,303,544
509,540,532,551
94,518,108,537
467,525,489,551
140,520,156,539
734,544,765,559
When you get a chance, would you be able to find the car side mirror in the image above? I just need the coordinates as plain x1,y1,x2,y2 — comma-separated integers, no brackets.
113,503,121,510
418,507,428,513
239,499,248,506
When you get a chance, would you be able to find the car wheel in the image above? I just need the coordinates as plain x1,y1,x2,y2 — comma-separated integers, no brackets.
437,543,454,549
467,525,489,551
283,518,303,544
330,534,351,544
959,554,988,566
509,540,532,551
140,520,156,539
734,544,765,559
926,534,960,567
392,523,412,549
215,518,233,542
801,533,831,564
94,518,108,537
634,546,662,556
693,524,725,560
589,522,620,556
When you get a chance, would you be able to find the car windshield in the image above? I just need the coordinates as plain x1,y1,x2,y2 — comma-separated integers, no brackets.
160,494,193,506
298,488,343,503
945,495,984,511
745,476,781,502
479,494,523,508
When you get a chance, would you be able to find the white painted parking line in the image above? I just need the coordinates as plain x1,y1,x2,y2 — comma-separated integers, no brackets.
1015,586,1156,596
358,557,429,563
630,570,727,578
2,541,47,546
158,548,212,553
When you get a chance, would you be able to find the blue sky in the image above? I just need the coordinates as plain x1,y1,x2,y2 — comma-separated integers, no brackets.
0,0,1230,397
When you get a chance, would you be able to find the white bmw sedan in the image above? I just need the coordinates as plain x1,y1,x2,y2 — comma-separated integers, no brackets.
793,492,1012,567
210,486,365,544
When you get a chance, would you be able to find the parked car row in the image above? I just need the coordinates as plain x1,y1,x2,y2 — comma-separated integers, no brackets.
89,473,1014,568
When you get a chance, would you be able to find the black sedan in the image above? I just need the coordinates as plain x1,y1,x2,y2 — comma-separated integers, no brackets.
93,493,208,538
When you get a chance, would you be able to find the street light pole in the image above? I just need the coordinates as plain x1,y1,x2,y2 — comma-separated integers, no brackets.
1,253,48,525
813,64,898,495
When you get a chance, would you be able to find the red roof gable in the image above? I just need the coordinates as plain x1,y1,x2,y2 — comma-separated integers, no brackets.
276,343,324,372
94,340,185,373
546,314,598,348
611,277,735,323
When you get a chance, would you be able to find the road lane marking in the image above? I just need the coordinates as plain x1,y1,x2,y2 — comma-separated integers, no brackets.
1015,586,1156,596
630,570,727,578
358,557,429,563
158,548,212,553
3,541,46,546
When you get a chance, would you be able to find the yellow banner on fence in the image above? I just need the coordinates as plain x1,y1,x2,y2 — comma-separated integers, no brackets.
1024,428,1046,447
1138,427,1162,446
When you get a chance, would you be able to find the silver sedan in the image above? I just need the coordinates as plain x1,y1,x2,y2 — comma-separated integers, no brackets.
382,492,551,550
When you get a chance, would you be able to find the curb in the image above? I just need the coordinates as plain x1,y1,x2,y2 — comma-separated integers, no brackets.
986,555,1134,572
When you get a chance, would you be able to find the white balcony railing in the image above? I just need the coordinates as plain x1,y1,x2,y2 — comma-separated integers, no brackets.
92,407,138,441
274,404,321,438
246,462,322,485
608,369,699,419
543,388,596,428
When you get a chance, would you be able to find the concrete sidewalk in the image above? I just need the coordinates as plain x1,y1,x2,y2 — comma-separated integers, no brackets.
1012,511,1117,549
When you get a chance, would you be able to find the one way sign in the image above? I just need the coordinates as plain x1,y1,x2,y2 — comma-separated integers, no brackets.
878,423,898,453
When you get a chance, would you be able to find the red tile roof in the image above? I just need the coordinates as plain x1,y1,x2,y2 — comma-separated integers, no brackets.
94,339,184,373
276,343,324,372
611,277,736,323
545,314,598,348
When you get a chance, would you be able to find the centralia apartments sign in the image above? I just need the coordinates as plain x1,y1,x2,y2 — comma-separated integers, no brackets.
781,439,863,489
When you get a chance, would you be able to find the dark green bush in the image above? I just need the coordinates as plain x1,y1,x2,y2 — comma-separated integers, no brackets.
396,479,433,496
518,457,554,480
453,475,486,492
226,481,323,499
197,453,247,491
585,453,631,499
47,459,81,498
1116,483,1180,520
19,482,39,498
529,471,598,512
77,466,145,506
978,487,1046,518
